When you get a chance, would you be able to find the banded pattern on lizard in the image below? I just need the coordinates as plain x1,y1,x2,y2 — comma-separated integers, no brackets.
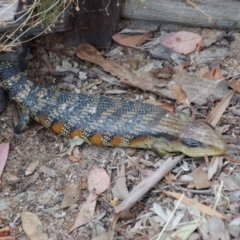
0,62,227,157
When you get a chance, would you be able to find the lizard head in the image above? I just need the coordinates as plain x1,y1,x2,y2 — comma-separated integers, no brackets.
179,120,227,157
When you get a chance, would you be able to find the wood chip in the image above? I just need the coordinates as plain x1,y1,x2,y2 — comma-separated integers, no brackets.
39,166,57,178
25,160,39,176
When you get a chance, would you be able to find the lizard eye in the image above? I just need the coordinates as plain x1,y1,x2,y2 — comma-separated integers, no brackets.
181,138,206,148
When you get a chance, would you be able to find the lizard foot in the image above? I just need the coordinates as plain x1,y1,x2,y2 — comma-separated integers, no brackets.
57,136,85,158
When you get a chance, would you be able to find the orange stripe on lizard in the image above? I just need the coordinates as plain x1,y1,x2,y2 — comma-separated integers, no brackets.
90,133,102,145
110,135,122,146
129,136,148,146
51,122,64,134
70,129,83,139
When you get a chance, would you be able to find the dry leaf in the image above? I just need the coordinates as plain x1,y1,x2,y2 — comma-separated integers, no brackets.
153,202,169,222
111,165,129,200
88,168,110,194
229,217,240,238
203,66,224,80
161,103,175,112
171,84,190,106
112,213,120,231
60,180,87,209
229,80,240,93
69,154,80,162
72,146,82,161
220,175,240,191
161,31,202,55
0,226,12,237
118,210,135,220
112,32,153,47
169,221,201,240
187,205,209,239
164,173,176,182
208,216,230,239
206,90,234,126
21,212,48,240
0,142,9,177
70,169,109,232
208,156,223,180
69,192,97,232
164,191,226,219
189,164,211,189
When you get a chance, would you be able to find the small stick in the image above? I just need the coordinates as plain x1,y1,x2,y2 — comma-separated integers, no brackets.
115,154,185,213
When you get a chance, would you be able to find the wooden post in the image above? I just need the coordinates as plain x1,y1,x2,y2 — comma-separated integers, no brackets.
64,0,123,49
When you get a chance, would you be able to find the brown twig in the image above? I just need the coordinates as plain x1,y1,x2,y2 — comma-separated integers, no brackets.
76,43,166,97
114,154,185,213
162,185,213,195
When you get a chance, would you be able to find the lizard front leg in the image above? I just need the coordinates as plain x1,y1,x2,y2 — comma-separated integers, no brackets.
13,111,30,140
151,139,182,158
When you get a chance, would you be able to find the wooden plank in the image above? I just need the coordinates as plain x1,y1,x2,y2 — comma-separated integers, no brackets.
122,0,240,29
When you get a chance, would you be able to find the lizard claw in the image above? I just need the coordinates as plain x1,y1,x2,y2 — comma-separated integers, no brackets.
13,132,23,144
13,131,27,144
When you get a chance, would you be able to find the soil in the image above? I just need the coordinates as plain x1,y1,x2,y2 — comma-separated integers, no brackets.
0,24,240,240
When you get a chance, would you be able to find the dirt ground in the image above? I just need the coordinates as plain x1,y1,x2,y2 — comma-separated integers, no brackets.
1,23,240,240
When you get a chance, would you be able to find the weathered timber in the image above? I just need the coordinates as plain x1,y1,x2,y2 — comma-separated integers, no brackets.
2,0,240,35
122,0,240,29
